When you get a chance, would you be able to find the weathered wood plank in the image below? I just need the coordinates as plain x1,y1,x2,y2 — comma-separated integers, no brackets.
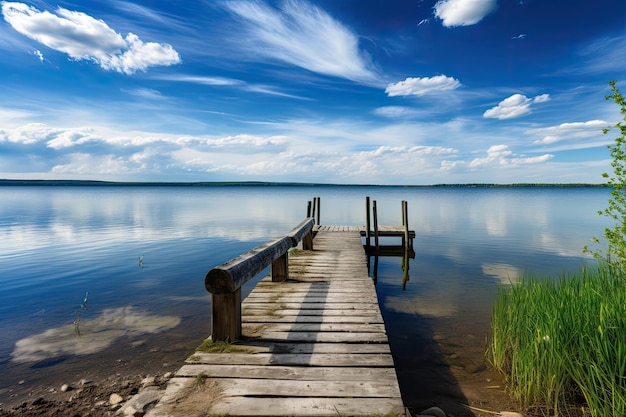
242,302,380,310
198,342,391,354
175,364,400,381
242,314,383,323
208,397,406,417
242,322,386,333
244,295,379,303
242,331,388,343
199,378,402,398
186,352,394,367
242,308,383,318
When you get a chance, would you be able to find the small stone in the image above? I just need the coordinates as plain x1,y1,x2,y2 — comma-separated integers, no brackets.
17,380,24,385
419,406,446,417
79,379,92,385
109,393,124,405
119,387,162,417
162,372,172,379
60,384,71,392
141,376,156,387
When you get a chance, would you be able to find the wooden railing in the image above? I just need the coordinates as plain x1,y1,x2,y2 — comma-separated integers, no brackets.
204,217,316,341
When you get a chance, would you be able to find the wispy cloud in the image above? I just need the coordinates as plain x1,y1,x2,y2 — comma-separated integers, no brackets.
433,0,498,27
224,0,380,85
576,36,626,75
483,93,550,120
1,2,180,74
385,75,461,97
155,74,309,99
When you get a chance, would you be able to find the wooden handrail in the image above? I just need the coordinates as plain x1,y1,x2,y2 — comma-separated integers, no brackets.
287,218,315,248
204,236,293,295
204,217,316,341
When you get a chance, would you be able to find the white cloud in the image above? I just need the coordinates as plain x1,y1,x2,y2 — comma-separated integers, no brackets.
1,2,180,74
385,75,461,97
468,145,552,168
442,145,553,172
434,0,498,27
528,120,609,145
33,49,43,62
483,93,551,120
373,106,422,118
224,0,379,84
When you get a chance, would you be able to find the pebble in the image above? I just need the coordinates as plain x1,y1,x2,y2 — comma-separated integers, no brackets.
119,386,162,417
109,393,124,405
163,372,172,379
418,407,446,417
60,384,71,392
141,376,156,387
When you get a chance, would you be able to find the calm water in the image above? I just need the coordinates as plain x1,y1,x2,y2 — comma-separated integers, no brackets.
0,185,610,408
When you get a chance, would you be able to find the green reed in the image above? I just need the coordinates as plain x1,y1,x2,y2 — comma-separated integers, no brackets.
488,264,626,416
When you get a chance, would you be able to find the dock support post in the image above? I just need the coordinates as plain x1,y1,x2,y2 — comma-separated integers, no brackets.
272,253,288,282
365,196,371,247
373,200,379,252
307,200,312,217
402,200,409,248
315,197,321,225
211,288,242,341
302,229,313,250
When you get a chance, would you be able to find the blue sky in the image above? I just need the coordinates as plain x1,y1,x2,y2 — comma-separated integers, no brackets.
1,0,625,184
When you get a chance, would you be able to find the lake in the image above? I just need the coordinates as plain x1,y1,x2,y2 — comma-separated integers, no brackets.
0,185,610,409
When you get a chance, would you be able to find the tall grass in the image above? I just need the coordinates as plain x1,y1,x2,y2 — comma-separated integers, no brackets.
488,264,626,416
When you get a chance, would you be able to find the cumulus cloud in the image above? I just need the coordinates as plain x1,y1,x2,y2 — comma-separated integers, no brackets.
528,120,610,145
1,2,180,74
434,0,498,27
468,145,552,168
224,0,379,84
385,75,461,97
442,145,552,172
483,93,550,120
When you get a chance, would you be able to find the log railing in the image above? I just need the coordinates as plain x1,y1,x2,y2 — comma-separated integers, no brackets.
204,217,316,341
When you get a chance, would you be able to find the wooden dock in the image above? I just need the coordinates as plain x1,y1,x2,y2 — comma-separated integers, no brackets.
148,228,406,417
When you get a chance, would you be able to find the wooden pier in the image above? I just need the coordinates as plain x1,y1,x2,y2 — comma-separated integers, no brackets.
148,200,413,417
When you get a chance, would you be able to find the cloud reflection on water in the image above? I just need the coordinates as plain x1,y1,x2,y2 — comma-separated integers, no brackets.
482,263,522,286
11,306,180,363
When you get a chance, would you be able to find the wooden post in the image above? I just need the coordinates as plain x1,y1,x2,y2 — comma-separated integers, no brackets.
312,198,317,224
402,200,409,249
307,200,312,217
315,197,321,225
373,200,379,252
211,288,242,341
272,252,288,282
365,196,371,247
302,230,313,250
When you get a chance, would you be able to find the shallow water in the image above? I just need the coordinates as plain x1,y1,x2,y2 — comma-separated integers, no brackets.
0,185,609,407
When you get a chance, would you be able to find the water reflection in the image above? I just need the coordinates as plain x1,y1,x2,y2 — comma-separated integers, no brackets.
481,263,522,286
11,306,180,363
